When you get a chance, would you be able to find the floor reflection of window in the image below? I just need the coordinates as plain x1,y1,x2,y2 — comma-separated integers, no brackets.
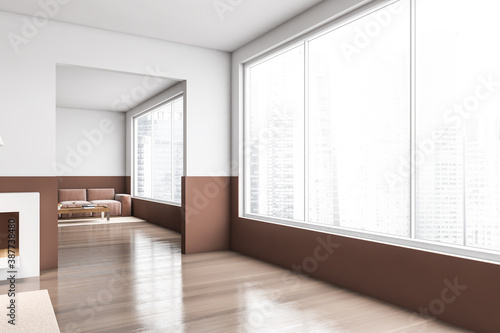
132,232,183,331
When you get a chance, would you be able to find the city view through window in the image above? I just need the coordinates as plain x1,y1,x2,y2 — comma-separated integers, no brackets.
245,0,500,254
135,96,183,204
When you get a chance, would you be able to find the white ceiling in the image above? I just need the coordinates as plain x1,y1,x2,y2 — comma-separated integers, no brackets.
0,0,324,51
7,0,324,112
56,65,180,112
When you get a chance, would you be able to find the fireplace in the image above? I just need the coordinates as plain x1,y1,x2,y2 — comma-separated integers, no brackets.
0,212,19,258
0,193,40,280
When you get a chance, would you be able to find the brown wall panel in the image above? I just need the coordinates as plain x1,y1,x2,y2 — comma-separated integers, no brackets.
132,198,182,233
0,177,58,271
230,177,500,333
125,176,131,195
182,176,230,254
57,176,129,195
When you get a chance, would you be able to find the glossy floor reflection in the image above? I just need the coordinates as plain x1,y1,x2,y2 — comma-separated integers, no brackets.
1,222,470,332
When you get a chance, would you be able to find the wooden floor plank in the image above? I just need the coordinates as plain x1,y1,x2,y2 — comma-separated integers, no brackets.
0,221,471,332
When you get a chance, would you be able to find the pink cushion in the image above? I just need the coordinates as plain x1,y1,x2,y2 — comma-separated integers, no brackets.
59,189,86,202
90,200,121,216
87,188,115,201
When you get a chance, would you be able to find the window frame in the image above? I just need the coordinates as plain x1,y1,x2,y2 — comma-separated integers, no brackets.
132,94,184,207
241,0,500,264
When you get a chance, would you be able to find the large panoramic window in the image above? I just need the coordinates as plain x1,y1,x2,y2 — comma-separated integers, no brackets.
134,96,183,205
243,0,500,261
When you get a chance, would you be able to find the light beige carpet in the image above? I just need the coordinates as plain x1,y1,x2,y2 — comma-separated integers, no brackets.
58,216,146,227
0,289,60,332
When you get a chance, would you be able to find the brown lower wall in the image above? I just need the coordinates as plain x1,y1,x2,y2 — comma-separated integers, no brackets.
57,176,129,195
182,176,230,254
132,198,182,233
0,177,58,271
230,177,500,333
125,176,131,195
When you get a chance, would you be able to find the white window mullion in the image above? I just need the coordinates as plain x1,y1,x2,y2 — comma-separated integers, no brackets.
243,68,251,216
410,0,417,240
304,41,310,224
171,103,175,202
133,121,136,197
151,113,155,200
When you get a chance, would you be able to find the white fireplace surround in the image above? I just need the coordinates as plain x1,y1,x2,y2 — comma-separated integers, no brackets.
0,192,40,280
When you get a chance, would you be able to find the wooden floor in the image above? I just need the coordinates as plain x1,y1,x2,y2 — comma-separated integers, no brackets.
1,222,471,332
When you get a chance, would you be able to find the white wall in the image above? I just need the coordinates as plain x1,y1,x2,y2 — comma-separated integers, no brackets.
231,0,375,176
0,10,230,177
126,81,185,176
56,107,125,176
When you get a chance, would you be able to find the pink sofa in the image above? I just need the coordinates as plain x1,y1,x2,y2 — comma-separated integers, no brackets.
58,188,131,218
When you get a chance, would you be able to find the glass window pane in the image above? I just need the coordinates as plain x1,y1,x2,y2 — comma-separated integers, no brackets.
152,105,172,202
416,0,500,251
173,98,184,203
133,96,183,205
246,45,305,220
308,0,411,236
136,113,152,198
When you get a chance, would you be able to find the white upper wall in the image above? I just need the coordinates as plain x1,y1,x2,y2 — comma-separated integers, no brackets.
56,107,125,176
0,10,230,177
231,0,375,176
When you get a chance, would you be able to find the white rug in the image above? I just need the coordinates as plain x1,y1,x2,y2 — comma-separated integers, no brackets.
58,216,146,227
0,289,60,332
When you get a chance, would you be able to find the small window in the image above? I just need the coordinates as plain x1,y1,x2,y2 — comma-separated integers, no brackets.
134,96,183,205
